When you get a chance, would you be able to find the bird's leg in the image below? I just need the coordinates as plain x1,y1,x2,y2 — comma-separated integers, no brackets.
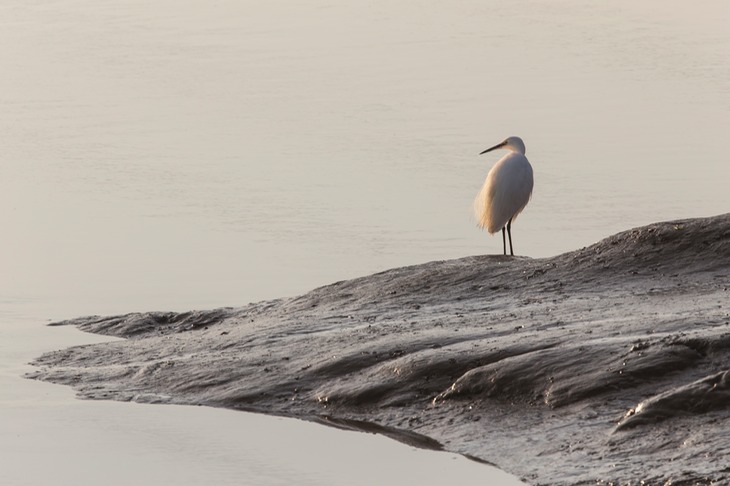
507,218,514,256
501,226,507,255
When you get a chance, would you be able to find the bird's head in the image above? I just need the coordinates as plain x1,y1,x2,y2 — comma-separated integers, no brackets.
480,136,525,156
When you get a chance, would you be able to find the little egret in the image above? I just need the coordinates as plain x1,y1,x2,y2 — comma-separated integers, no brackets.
474,136,534,256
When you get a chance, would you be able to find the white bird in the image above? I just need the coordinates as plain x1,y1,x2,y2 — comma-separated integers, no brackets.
474,136,533,256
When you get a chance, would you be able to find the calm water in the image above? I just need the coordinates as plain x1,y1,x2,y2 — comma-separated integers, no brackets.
1,1,728,484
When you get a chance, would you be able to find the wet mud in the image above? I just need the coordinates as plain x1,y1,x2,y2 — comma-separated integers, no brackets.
30,214,730,485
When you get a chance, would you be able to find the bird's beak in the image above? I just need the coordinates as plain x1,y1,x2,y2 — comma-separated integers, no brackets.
479,141,506,155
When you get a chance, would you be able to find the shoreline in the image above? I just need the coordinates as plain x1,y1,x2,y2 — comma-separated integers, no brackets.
2,321,524,486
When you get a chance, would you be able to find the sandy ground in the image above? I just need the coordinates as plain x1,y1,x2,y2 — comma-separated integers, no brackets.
30,214,730,485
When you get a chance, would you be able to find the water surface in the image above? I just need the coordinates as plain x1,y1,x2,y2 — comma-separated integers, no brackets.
1,1,728,314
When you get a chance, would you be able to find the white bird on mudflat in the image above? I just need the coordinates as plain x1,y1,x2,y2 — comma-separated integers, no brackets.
474,136,534,256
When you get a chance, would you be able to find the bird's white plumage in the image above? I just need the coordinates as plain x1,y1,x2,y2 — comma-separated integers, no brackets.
474,136,534,234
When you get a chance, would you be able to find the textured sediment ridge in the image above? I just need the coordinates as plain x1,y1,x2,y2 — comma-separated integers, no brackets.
30,214,730,485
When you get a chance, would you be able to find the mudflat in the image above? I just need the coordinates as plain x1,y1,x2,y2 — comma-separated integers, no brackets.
31,214,730,485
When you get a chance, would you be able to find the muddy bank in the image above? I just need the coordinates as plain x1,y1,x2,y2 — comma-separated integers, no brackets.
30,214,730,485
